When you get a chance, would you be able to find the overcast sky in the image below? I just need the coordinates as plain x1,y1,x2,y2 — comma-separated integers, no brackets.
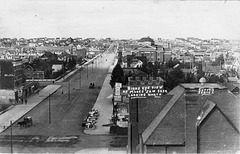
0,0,240,40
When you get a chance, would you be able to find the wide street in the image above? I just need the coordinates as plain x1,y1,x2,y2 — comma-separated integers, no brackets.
0,49,127,153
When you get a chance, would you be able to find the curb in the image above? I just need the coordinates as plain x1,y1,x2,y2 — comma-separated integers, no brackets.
0,85,62,133
82,54,116,135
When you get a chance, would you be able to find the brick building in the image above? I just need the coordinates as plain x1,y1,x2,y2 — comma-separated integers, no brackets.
0,59,38,104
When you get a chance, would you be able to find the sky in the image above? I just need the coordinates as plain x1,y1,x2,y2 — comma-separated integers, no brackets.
0,0,240,40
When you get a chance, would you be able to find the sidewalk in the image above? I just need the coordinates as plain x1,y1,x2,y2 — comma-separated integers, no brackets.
84,59,118,135
0,84,61,133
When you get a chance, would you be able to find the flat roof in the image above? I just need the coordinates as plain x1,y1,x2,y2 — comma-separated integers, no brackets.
180,83,226,89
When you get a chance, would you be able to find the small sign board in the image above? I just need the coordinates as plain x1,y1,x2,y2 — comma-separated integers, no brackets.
198,88,214,95
115,82,122,96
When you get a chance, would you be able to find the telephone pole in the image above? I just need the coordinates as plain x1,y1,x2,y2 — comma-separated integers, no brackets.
49,93,51,123
92,61,93,73
10,120,13,153
87,64,88,79
68,80,70,101
79,70,81,88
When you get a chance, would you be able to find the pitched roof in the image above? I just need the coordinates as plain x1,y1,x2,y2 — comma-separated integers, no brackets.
138,96,173,134
199,88,240,132
138,44,156,51
222,82,239,92
139,86,185,145
24,64,34,71
137,83,240,147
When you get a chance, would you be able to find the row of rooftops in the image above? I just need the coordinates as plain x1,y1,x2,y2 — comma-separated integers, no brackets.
128,78,240,152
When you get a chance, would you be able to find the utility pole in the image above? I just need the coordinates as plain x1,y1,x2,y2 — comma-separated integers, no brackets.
10,120,13,153
49,93,51,123
92,61,93,73
87,64,88,79
79,70,81,88
68,80,70,101
96,57,98,68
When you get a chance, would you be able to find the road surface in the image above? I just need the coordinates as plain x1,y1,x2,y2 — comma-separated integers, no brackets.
0,49,127,153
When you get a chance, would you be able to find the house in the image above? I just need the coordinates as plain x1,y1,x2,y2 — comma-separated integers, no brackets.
87,47,102,59
23,64,45,80
23,65,34,79
191,51,205,61
122,51,133,64
202,65,221,75
52,61,64,73
128,77,240,153
5,48,16,59
129,59,143,68
0,48,7,59
36,46,70,55
72,48,88,62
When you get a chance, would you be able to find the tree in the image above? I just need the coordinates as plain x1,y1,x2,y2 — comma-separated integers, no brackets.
109,63,124,88
194,62,205,82
166,67,185,90
208,74,218,83
31,58,52,79
77,56,83,65
147,62,154,76
43,51,58,61
166,58,180,69
212,54,224,66
185,72,195,83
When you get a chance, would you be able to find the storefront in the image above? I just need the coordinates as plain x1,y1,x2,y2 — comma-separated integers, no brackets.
111,83,129,135
17,81,39,104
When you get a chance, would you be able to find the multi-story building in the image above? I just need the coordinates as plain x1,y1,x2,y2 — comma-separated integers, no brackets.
0,59,38,104
136,44,171,64
0,59,24,104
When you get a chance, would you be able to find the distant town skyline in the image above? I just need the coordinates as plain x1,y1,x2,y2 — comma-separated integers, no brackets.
0,0,240,40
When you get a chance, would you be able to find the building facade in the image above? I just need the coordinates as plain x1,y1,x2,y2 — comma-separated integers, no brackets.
0,59,39,105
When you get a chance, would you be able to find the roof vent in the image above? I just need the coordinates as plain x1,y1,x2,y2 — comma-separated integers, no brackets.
199,77,206,85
